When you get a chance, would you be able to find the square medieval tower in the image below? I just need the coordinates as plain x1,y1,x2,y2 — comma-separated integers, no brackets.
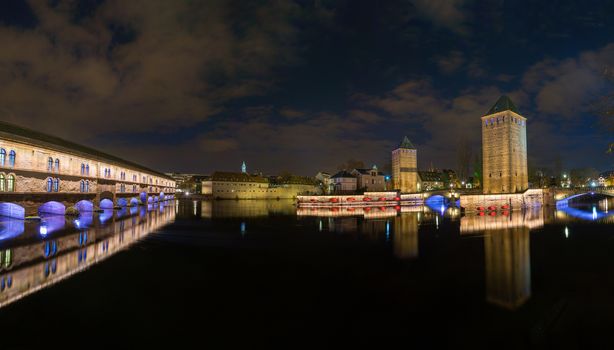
481,95,528,194
392,136,418,193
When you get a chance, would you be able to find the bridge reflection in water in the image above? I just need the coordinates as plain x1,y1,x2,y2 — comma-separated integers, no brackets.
296,199,614,311
0,201,176,309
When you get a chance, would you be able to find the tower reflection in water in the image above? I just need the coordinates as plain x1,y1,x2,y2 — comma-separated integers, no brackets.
0,202,176,309
298,203,545,310
461,209,543,310
393,213,419,259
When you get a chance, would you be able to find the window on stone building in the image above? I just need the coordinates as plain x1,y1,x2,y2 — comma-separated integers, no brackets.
48,157,53,171
79,180,84,192
8,151,15,167
7,175,15,192
81,163,85,175
86,164,89,175
85,180,89,192
47,178,53,192
0,149,5,166
53,178,59,192
54,158,60,172
0,174,5,192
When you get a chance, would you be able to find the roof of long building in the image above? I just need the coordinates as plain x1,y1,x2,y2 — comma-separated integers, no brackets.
210,171,269,183
0,120,173,179
331,170,356,179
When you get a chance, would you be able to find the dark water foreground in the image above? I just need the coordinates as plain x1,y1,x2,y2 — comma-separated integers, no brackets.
0,197,613,347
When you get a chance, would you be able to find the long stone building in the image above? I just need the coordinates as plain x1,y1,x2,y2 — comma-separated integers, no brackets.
481,95,528,194
392,136,418,193
0,121,175,216
202,171,319,199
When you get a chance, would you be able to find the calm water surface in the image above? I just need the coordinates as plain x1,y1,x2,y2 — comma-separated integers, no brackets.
0,197,613,347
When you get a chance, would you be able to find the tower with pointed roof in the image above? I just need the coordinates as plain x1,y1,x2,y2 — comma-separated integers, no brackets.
392,136,418,193
481,95,528,194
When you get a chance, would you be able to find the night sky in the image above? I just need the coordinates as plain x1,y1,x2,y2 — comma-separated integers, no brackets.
0,0,612,175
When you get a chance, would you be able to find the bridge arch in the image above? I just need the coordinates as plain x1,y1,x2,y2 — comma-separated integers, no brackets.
100,191,114,201
0,202,25,220
130,197,139,207
38,201,65,216
75,200,93,213
99,199,114,209
117,198,128,207
556,191,614,208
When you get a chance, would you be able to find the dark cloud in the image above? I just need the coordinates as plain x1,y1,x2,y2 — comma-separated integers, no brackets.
411,0,469,34
0,0,301,139
0,0,611,175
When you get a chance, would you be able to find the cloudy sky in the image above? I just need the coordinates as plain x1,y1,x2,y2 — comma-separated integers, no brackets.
0,0,612,175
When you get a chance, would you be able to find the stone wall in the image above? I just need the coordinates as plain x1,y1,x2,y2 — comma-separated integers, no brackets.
0,138,174,196
209,181,319,199
460,189,544,212
481,110,528,194
392,148,417,193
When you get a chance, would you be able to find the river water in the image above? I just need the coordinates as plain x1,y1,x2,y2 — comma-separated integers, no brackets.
0,197,613,347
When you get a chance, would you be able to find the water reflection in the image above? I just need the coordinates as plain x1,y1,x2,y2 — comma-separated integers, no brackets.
484,225,531,309
0,201,176,309
393,213,418,259
0,218,23,241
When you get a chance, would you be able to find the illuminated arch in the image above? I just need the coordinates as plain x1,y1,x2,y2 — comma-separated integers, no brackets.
38,201,66,216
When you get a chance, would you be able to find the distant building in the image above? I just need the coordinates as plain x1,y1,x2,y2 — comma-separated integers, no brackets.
315,171,334,194
331,170,357,194
599,170,614,186
351,165,386,192
481,95,528,194
418,171,444,191
166,172,209,193
392,136,418,193
202,171,318,199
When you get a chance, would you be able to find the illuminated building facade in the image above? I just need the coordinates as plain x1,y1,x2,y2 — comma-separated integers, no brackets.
0,121,175,216
481,96,528,194
351,165,386,192
392,136,418,193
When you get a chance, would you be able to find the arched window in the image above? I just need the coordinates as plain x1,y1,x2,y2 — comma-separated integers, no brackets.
47,178,53,192
0,149,5,166
132,184,136,192
80,180,84,192
85,180,89,192
85,164,89,175
54,158,60,172
81,163,85,175
0,174,4,192
48,157,53,171
8,150,15,167
53,178,59,192
7,174,15,192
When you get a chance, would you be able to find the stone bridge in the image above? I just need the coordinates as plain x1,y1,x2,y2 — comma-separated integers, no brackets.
0,120,176,218
554,187,614,208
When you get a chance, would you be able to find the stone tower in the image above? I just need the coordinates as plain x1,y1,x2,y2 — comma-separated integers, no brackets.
481,95,528,194
392,136,418,193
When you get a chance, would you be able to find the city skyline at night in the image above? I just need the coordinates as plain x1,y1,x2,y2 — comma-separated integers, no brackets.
0,0,612,175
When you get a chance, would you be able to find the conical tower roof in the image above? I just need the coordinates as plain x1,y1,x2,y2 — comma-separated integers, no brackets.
486,95,519,115
398,136,416,149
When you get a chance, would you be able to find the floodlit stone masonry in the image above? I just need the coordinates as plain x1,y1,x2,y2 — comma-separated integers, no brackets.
0,121,175,199
392,136,418,193
481,95,528,194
